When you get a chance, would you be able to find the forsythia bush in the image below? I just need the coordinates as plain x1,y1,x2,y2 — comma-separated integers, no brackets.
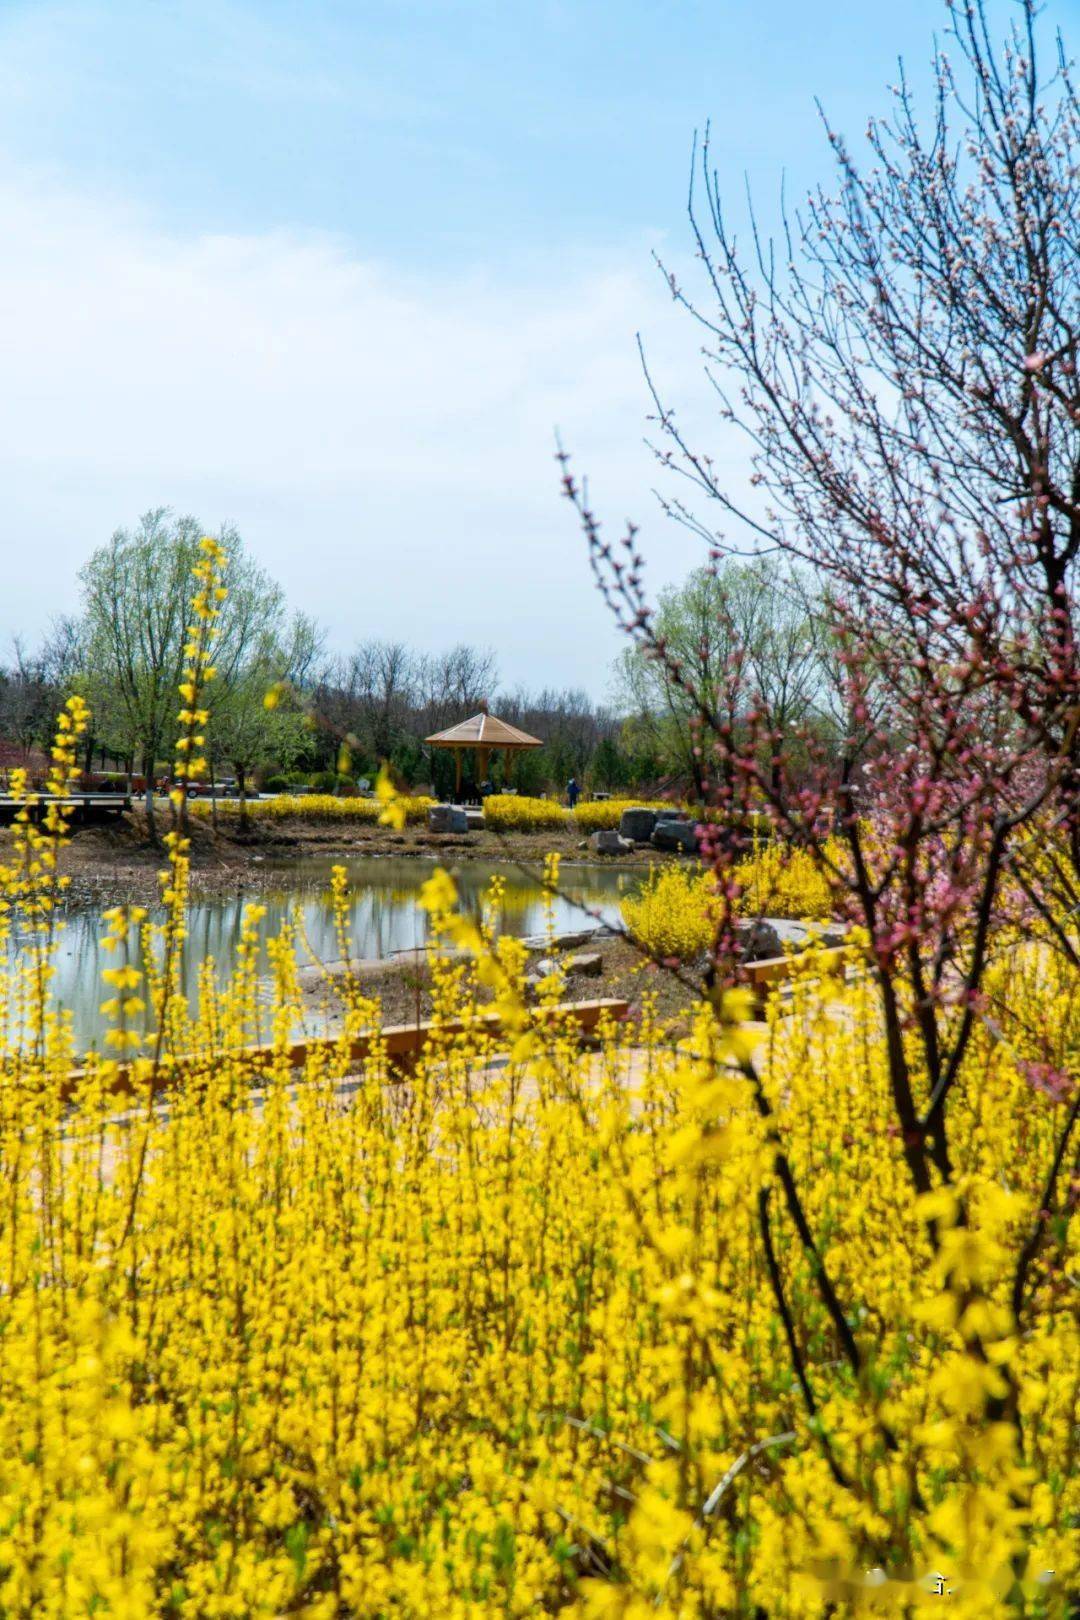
0,552,1074,1616
1,863,1076,1614
483,793,568,831
191,792,435,824
194,794,688,840
732,837,841,920
621,840,842,962
572,799,678,833
621,864,719,959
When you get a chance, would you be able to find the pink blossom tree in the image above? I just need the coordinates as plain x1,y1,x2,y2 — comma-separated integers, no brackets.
562,0,1078,1355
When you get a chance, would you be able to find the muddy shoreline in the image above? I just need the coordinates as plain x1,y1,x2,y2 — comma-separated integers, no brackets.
18,811,672,911
295,932,700,1032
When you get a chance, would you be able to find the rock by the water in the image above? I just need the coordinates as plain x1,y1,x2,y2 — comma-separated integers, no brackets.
390,944,474,969
520,927,601,952
427,804,469,834
590,829,634,856
740,920,783,961
619,807,658,843
736,917,846,960
651,819,698,853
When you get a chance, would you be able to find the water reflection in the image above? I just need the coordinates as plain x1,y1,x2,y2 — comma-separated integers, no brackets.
40,856,638,1052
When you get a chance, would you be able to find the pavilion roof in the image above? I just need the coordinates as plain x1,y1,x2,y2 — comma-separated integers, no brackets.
425,712,542,749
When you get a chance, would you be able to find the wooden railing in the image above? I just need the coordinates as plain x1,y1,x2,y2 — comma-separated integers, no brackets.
61,997,630,1104
58,945,858,1107
744,945,855,1012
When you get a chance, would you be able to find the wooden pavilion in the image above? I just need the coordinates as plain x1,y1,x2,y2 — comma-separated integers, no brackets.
425,712,543,799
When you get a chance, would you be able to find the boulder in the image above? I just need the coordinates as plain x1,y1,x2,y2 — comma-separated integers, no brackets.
590,829,634,857
464,808,485,831
565,951,602,977
736,917,847,961
427,803,469,834
764,919,815,953
739,919,783,961
619,806,659,843
519,927,601,952
390,944,474,970
651,819,698,853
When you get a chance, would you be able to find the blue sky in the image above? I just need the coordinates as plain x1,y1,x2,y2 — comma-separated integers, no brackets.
0,0,1037,694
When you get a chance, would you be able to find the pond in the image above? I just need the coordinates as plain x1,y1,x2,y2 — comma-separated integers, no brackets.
31,855,640,1055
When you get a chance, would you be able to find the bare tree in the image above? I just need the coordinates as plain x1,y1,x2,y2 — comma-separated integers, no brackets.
496,685,618,785
415,644,499,736
560,5,1080,1536
642,0,1078,856
0,639,56,770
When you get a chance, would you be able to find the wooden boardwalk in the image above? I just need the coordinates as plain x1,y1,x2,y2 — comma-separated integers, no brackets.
0,792,131,827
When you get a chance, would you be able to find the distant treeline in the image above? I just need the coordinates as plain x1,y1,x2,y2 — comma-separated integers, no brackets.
305,644,666,798
1,512,846,814
0,511,665,808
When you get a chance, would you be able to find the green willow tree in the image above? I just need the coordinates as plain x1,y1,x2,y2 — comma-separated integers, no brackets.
210,613,321,815
79,509,299,840
616,556,828,796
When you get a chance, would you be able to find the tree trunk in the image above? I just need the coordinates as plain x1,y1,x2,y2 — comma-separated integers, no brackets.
237,763,248,830
143,746,158,845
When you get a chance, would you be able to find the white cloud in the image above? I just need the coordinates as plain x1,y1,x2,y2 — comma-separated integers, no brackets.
0,168,743,694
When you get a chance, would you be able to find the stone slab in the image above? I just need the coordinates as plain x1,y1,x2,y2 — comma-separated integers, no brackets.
565,951,603,976
519,926,603,952
590,829,634,856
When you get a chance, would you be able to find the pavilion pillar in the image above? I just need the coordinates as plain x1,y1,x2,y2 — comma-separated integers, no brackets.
455,749,462,800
